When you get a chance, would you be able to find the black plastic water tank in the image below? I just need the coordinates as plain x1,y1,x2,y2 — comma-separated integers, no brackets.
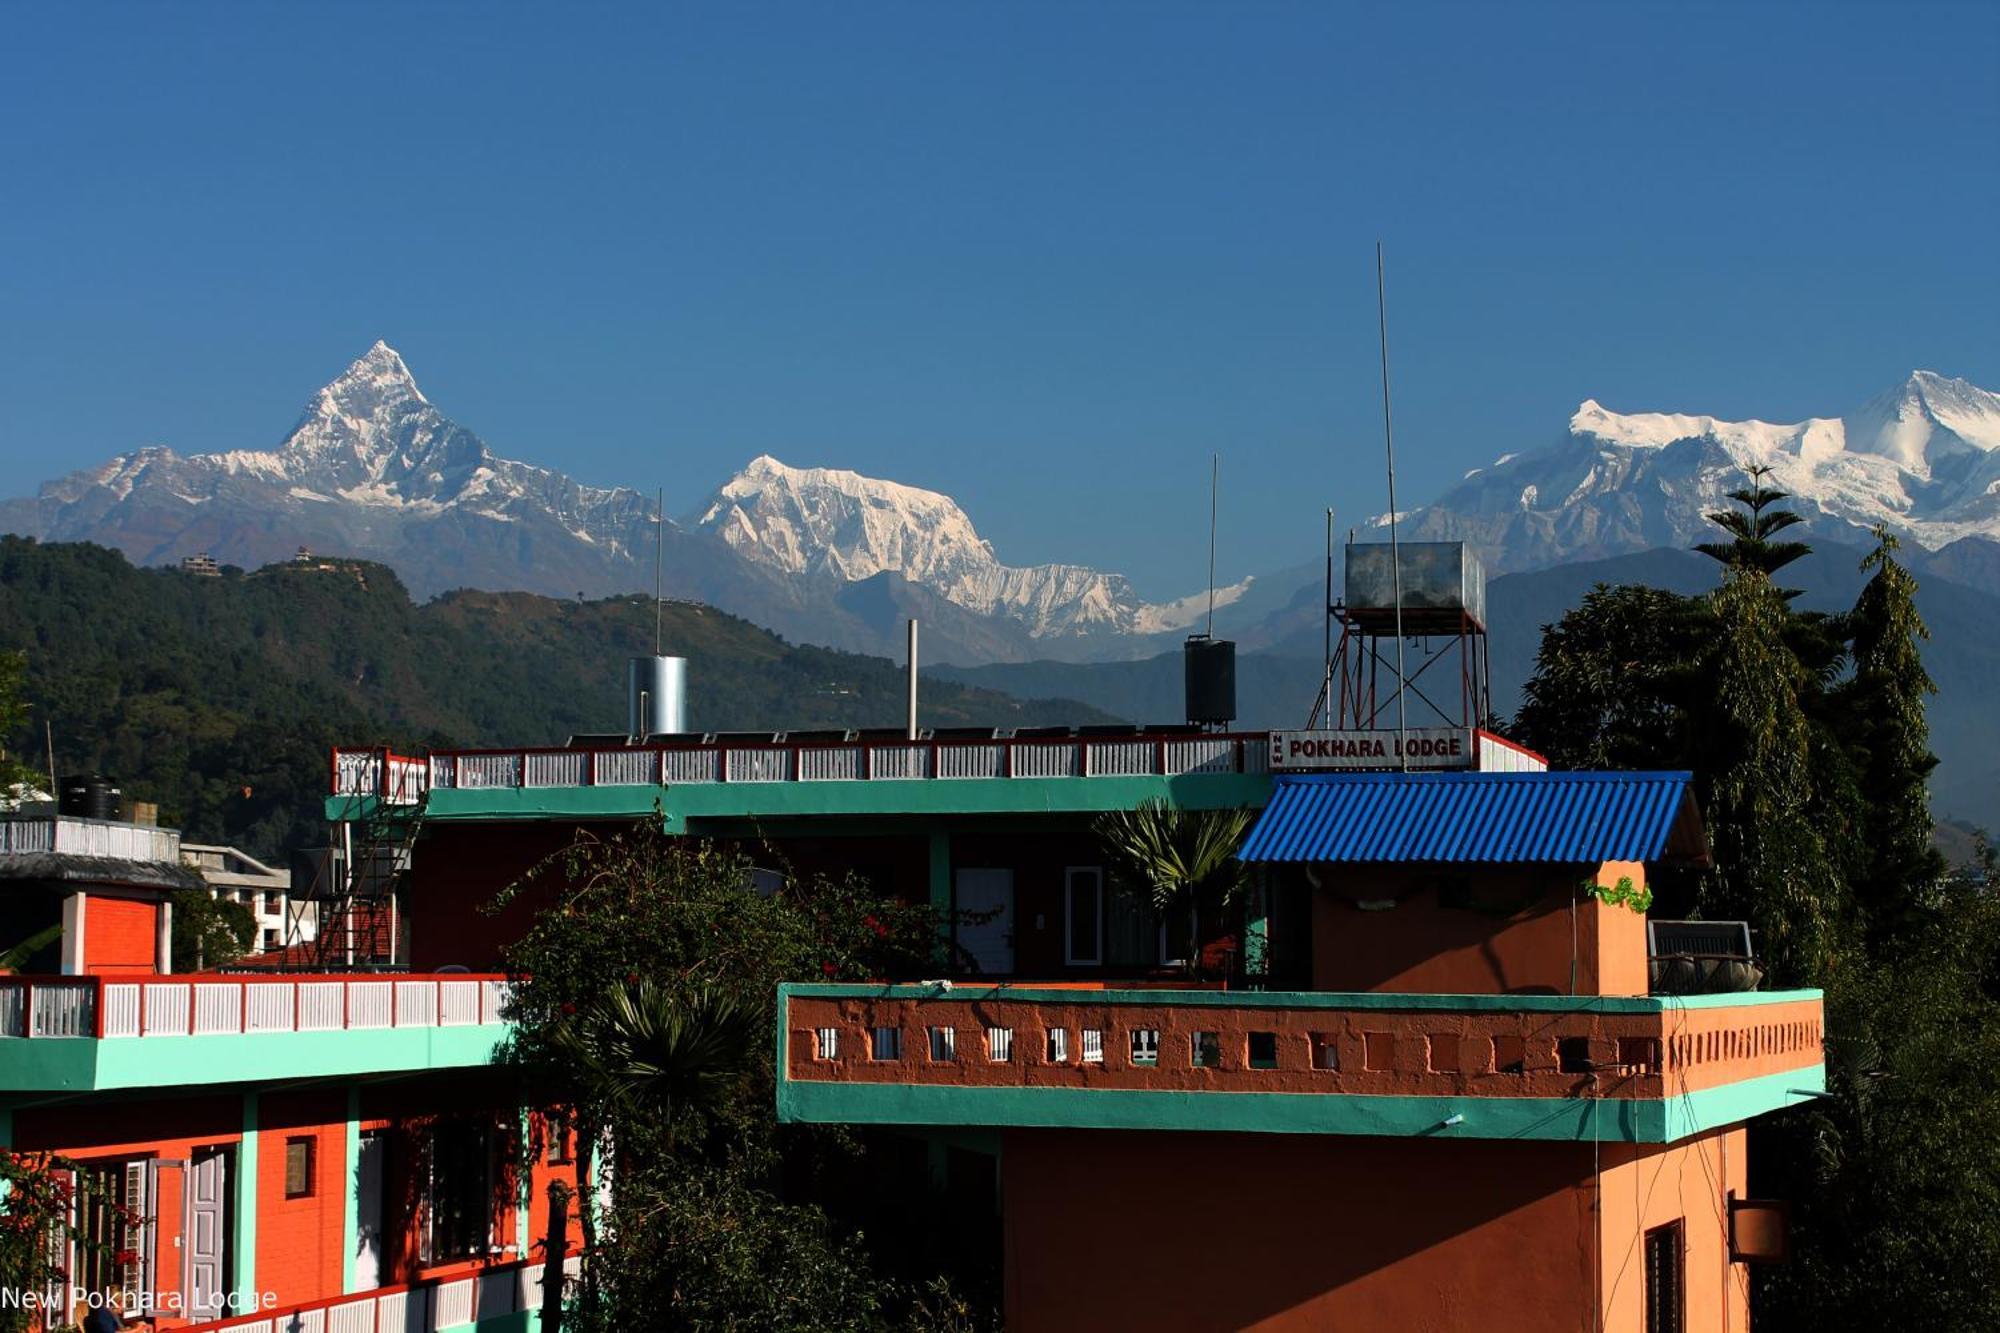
58,773,122,821
1184,636,1237,726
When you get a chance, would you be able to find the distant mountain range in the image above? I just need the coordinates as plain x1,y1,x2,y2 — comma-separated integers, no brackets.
1391,370,2000,573
0,343,1233,664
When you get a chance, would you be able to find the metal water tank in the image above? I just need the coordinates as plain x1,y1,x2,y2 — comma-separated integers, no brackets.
628,655,688,738
58,773,121,821
1183,637,1236,727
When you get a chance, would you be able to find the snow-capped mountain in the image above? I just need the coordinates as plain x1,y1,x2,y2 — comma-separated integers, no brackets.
0,342,1219,661
1391,371,2000,572
693,456,1248,639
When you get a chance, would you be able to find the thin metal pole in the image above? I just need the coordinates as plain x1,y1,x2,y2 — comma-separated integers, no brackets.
1321,508,1334,726
906,620,920,740
1376,241,1410,768
1206,453,1219,639
654,487,665,655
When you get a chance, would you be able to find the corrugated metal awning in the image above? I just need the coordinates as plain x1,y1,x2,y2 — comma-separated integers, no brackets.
1237,770,1706,865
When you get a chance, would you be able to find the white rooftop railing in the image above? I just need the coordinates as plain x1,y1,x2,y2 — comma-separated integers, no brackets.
0,814,181,863
331,733,1269,798
0,973,513,1040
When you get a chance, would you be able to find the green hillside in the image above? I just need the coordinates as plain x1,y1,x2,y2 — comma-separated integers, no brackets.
0,538,1113,859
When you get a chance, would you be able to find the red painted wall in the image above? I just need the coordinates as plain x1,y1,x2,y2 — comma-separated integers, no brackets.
255,1090,349,1311
85,894,160,975
406,822,631,971
1002,1128,1742,1332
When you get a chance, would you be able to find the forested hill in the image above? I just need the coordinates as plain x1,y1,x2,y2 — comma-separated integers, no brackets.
0,538,1115,859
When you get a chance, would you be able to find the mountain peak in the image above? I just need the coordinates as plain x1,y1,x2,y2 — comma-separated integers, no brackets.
321,340,426,408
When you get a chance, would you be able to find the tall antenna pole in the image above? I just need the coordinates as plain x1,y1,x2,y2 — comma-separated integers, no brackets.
1377,241,1410,768
1321,507,1334,726
653,486,665,655
1205,452,1219,639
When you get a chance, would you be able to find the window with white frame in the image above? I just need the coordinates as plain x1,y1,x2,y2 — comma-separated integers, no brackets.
1047,1028,1069,1063
871,1026,902,1060
928,1026,956,1061
987,1027,1013,1061
813,1027,839,1060
1081,1029,1105,1063
1064,866,1104,965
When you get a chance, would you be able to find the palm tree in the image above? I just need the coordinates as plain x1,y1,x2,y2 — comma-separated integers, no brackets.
1094,800,1254,973
536,982,760,1330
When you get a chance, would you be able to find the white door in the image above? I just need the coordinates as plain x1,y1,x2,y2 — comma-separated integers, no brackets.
955,869,1015,975
355,1131,386,1290
186,1149,227,1321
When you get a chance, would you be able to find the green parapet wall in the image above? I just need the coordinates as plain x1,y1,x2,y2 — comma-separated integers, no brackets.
0,1024,509,1095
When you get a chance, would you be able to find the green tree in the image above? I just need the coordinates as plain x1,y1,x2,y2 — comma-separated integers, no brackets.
493,829,996,1332
1693,464,1813,579
0,650,37,794
1836,528,1946,946
1693,568,1848,984
1093,799,1253,970
1512,584,1706,772
170,888,258,971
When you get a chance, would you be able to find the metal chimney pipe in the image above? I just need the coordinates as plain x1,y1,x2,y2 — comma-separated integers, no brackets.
906,620,919,740
628,655,687,738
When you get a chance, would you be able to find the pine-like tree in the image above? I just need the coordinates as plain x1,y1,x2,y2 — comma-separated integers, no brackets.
1694,464,1813,579
1837,527,1946,947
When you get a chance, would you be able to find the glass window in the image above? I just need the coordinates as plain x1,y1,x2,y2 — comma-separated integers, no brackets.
285,1138,314,1198
1065,867,1104,965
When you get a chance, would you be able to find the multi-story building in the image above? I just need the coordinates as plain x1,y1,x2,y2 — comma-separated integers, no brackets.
180,844,317,956
3,641,1821,1331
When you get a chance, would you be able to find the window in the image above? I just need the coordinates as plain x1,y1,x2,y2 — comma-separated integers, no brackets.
987,1027,1013,1062
1064,867,1104,965
1080,1029,1105,1063
1311,1034,1340,1071
1247,1031,1278,1070
1493,1034,1526,1074
928,1026,956,1061
285,1138,315,1198
423,1119,495,1265
1105,891,1162,968
70,1159,150,1306
1046,1028,1069,1063
871,1026,903,1061
1191,1031,1221,1068
547,1113,573,1165
1644,1221,1684,1333
262,928,279,951
813,1027,839,1061
1129,1029,1159,1066
1559,1037,1593,1074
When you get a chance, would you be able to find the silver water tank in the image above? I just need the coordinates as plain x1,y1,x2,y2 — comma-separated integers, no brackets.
627,655,687,737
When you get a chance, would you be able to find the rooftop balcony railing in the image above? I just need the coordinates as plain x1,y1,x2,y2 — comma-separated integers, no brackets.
175,1253,576,1333
0,972,512,1040
331,731,1271,802
778,983,1827,1142
0,812,181,863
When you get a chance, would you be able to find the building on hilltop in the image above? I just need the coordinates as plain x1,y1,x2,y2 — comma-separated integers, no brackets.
179,552,221,576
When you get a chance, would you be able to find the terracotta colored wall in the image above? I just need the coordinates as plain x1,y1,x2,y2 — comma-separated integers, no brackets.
407,822,631,971
1309,862,1649,996
1002,1129,1744,1332
256,1090,349,1310
85,894,160,975
1599,1129,1749,1332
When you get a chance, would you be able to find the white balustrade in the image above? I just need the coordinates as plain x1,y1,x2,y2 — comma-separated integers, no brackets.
799,747,863,781
725,748,791,782
661,748,721,783
937,743,1004,779
595,748,659,785
143,983,191,1035
439,980,480,1026
348,981,393,1029
1010,742,1082,778
1164,737,1236,775
1085,739,1155,776
0,986,22,1037
867,745,929,780
299,981,345,1031
456,753,523,788
245,983,295,1033
394,980,436,1027
524,751,587,787
101,983,140,1036
194,982,243,1034
432,1277,475,1328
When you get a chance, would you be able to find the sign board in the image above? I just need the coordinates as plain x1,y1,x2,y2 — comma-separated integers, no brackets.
1269,727,1475,771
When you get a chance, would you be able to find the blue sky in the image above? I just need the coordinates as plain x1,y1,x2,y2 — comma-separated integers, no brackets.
3,1,1995,598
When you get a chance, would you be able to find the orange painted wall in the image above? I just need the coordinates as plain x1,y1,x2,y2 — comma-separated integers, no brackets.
255,1090,349,1311
1598,1129,1749,1332
1310,861,1649,996
1002,1128,1743,1332
84,894,160,975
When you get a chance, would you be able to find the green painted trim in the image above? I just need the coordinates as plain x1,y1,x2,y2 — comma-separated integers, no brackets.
330,772,1272,827
343,1087,361,1295
778,1064,1826,1144
235,1093,259,1310
0,1025,510,1094
777,982,1824,1016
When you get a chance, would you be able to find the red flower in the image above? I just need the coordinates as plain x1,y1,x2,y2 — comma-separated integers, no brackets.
863,914,887,938
560,1001,578,1016
821,962,838,977
624,972,640,985
114,1248,139,1266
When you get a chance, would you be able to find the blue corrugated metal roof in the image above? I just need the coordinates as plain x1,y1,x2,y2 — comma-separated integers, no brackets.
1237,770,1704,865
